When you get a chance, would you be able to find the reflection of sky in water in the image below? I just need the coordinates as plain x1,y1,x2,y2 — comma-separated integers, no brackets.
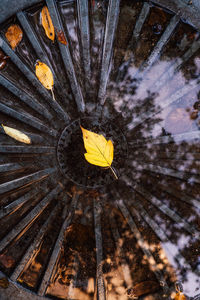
110,57,200,137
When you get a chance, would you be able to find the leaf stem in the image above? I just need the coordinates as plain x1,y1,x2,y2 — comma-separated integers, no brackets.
51,88,56,101
109,166,118,180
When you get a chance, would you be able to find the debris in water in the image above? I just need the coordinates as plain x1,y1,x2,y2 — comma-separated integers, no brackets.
126,281,160,297
5,24,23,50
56,29,67,45
41,6,55,42
0,277,9,289
0,50,9,69
1,124,31,144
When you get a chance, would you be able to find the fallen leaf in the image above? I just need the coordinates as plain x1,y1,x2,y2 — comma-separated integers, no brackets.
0,253,15,268
0,49,9,70
80,126,118,179
5,24,23,50
175,292,187,300
35,61,53,90
0,277,9,289
56,29,67,45
1,124,31,144
41,6,55,42
127,281,160,297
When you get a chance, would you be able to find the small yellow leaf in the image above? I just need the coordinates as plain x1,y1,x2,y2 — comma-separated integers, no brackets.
5,24,23,50
80,126,118,179
35,61,54,90
2,124,31,144
41,6,55,42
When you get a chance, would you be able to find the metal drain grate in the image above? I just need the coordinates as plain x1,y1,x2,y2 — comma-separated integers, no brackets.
0,0,200,299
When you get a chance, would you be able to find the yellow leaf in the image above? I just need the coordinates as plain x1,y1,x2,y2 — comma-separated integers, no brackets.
5,24,23,50
41,6,55,42
80,126,118,179
175,292,186,300
35,61,54,90
2,124,31,144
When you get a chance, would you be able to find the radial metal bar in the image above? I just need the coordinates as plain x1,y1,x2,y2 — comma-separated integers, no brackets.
117,199,169,293
0,188,39,219
0,36,69,123
0,163,22,173
164,185,200,210
139,15,180,73
98,0,120,105
46,0,85,112
10,202,62,281
0,168,56,195
152,38,200,92
0,74,52,121
93,199,106,300
133,184,199,237
137,162,200,184
135,159,200,176
0,146,55,154
0,185,61,253
129,131,200,147
0,102,57,137
17,11,60,83
129,2,150,46
38,192,79,295
77,0,91,78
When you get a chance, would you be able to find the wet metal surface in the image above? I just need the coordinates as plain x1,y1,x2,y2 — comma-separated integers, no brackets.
0,0,200,299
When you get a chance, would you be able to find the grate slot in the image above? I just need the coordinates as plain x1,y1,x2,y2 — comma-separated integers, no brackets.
46,0,85,113
38,190,79,295
98,0,120,105
0,167,57,196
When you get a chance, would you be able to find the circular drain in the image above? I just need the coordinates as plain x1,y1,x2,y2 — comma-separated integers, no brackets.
57,118,128,188
0,0,200,299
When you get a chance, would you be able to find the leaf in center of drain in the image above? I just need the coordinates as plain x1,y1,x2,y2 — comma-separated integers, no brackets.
41,6,55,42
80,126,118,179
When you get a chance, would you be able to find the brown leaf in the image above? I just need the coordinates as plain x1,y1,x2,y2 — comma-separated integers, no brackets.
0,277,9,289
5,24,23,50
0,49,9,70
127,281,160,297
41,6,55,42
0,253,15,268
56,29,67,45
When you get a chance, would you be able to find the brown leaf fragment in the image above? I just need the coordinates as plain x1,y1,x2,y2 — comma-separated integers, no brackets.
127,281,160,297
0,49,9,70
56,28,67,45
41,6,55,42
0,277,9,289
0,253,15,268
5,24,23,50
